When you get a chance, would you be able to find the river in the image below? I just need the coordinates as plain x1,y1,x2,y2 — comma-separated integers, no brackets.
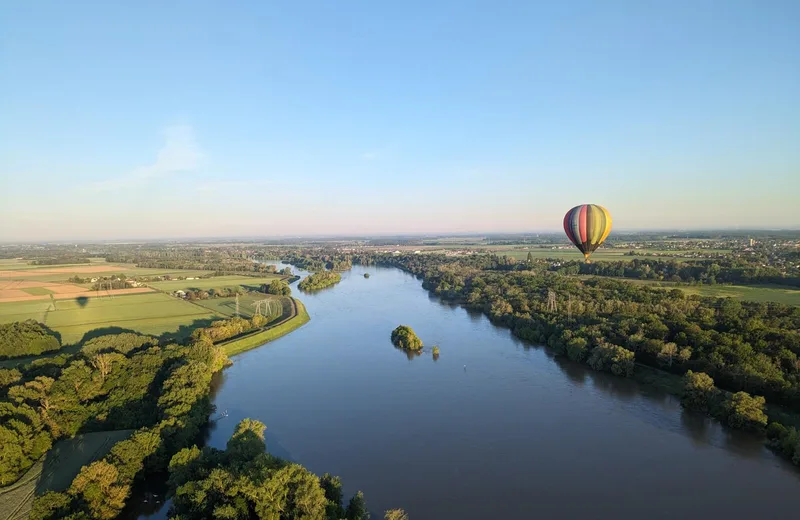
135,264,799,519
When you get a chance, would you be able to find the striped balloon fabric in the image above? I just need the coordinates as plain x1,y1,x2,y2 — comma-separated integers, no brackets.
563,204,613,260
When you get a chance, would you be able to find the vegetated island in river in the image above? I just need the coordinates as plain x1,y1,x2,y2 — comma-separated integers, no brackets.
391,325,423,352
298,271,342,291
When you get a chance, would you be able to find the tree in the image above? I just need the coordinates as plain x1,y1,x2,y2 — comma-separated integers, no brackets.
8,376,59,432
251,314,267,328
90,353,122,383
587,343,635,377
725,391,768,430
0,368,21,388
108,429,161,481
682,371,716,412
265,279,291,296
346,491,369,520
526,252,533,264
657,342,678,367
281,267,293,276
226,418,266,462
385,509,409,520
28,491,73,520
565,338,588,362
69,461,129,519
321,473,345,519
158,361,213,417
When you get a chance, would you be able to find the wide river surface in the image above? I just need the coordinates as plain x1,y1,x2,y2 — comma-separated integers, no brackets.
138,265,798,519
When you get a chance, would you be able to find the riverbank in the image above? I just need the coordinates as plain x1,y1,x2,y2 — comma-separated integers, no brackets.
218,298,310,356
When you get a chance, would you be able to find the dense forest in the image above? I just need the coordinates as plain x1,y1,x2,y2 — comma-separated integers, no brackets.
2,329,227,518
0,321,61,359
166,418,390,520
1,319,378,519
299,271,342,291
283,251,353,272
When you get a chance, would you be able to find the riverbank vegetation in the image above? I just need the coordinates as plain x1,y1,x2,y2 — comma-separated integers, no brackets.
299,271,342,291
391,326,423,352
0,296,331,519
0,328,228,519
166,418,375,519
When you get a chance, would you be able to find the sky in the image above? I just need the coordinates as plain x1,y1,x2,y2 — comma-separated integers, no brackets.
1,1,799,241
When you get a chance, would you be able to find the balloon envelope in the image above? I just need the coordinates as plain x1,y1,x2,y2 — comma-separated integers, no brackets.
563,204,612,260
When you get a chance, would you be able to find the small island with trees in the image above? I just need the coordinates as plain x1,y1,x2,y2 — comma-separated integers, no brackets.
364,273,370,278
391,325,423,353
298,271,342,291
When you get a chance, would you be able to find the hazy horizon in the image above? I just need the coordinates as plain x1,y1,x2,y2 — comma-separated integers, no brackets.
2,226,799,246
2,1,799,242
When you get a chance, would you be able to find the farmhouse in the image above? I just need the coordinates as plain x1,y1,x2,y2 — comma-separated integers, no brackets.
174,290,187,298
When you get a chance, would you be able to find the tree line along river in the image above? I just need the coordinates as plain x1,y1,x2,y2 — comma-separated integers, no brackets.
132,264,799,520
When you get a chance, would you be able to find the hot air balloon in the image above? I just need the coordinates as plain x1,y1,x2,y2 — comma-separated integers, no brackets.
563,204,612,261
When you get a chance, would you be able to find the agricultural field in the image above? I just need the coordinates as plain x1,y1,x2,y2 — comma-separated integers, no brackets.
583,276,800,306
0,259,212,284
0,292,219,345
191,293,289,319
0,430,133,520
678,284,800,306
0,278,155,304
148,274,284,293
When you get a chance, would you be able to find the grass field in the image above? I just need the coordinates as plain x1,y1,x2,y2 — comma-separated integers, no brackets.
0,292,219,345
0,430,133,520
20,287,54,296
221,298,310,356
191,293,288,318
678,284,800,306
148,275,284,293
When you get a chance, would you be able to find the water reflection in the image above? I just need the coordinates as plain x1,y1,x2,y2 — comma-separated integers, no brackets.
681,409,713,448
555,357,587,386
464,308,484,323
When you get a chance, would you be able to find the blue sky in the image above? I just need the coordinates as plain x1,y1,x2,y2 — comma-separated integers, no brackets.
1,1,798,241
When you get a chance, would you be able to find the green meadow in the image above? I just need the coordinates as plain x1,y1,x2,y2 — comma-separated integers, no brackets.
0,292,219,345
148,274,284,293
